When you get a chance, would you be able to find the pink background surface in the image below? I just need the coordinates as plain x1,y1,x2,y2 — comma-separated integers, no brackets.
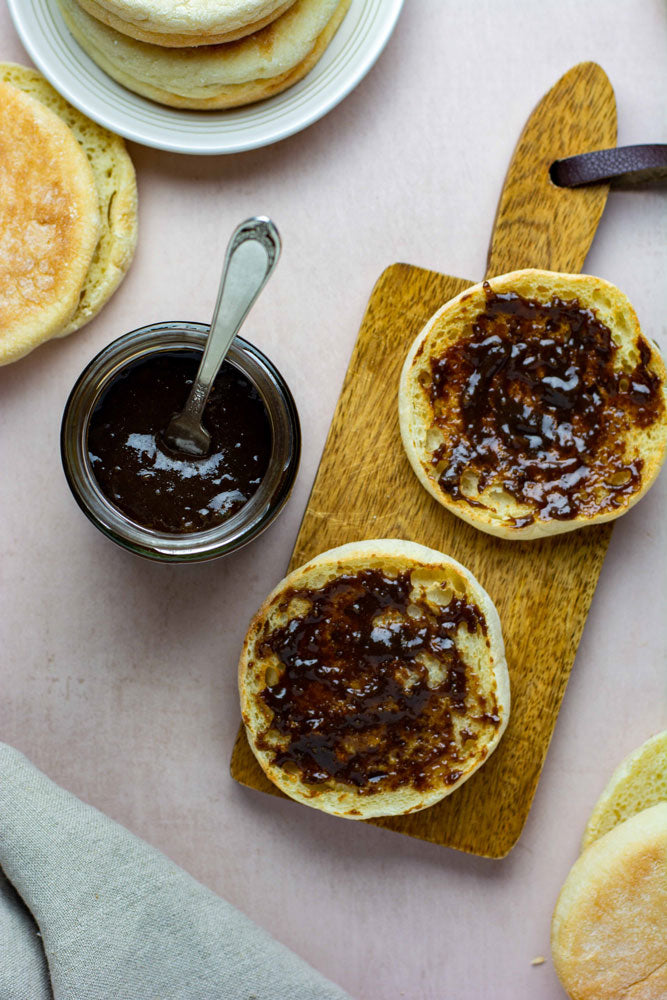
1,2,666,997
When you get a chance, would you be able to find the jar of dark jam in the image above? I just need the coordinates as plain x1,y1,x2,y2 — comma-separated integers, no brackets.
61,322,300,562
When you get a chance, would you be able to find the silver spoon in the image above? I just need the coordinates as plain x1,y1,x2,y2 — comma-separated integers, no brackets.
162,217,281,457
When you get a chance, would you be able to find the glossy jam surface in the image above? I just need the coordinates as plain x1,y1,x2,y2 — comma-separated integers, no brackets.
87,351,272,533
428,285,664,525
256,569,499,793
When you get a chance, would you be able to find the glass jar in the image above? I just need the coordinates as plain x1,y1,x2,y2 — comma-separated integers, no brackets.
61,322,300,562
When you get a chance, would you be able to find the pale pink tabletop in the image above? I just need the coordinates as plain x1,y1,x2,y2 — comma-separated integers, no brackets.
1,2,666,997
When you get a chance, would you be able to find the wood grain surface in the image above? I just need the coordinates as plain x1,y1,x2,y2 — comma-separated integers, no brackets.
487,62,615,275
231,62,618,857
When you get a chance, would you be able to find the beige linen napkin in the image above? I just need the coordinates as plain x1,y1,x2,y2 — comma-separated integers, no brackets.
0,743,351,1000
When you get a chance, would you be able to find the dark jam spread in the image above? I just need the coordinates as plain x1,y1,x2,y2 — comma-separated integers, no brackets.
428,285,664,524
87,351,272,533
256,569,499,793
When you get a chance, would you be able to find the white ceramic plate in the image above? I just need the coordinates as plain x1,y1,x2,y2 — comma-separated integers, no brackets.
7,0,403,155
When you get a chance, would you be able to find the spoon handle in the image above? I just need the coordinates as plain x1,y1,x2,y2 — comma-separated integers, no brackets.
182,217,281,421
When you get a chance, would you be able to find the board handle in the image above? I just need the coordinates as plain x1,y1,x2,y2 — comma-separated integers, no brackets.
486,62,617,278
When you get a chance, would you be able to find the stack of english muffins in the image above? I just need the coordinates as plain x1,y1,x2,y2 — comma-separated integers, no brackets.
58,0,352,109
551,732,667,1000
0,64,137,366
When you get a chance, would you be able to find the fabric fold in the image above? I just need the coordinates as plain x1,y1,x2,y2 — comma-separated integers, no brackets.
0,744,350,1000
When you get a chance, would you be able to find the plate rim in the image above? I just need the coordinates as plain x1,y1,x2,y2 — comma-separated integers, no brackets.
6,0,404,155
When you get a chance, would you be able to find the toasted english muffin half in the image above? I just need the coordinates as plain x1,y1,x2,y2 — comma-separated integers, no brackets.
0,82,99,366
551,803,667,1000
399,270,667,539
581,731,667,851
74,0,295,47
0,64,137,338
59,0,351,110
239,539,509,820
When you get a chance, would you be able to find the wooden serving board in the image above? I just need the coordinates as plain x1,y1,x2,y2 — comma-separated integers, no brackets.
231,63,618,858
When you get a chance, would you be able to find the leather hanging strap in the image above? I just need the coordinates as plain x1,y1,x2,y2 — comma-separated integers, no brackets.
551,144,667,187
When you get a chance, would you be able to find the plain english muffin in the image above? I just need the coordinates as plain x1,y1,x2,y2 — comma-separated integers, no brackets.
399,270,667,539
581,731,667,850
59,0,351,110
74,0,296,47
239,539,509,820
0,64,137,338
551,803,667,1000
0,82,99,366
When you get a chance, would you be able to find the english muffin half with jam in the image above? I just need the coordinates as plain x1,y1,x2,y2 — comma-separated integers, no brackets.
239,539,509,819
399,270,667,539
